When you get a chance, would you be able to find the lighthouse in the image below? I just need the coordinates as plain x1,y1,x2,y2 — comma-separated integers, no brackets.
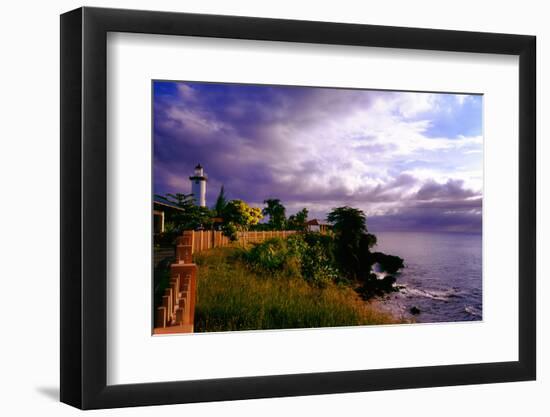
189,163,207,207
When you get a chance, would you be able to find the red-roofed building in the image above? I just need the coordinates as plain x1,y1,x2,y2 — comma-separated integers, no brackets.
306,219,332,234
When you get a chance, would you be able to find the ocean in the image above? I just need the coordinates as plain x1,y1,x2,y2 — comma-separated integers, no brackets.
370,231,482,323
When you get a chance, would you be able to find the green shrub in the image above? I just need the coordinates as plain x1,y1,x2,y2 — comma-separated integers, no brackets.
221,222,238,241
240,238,295,274
238,234,339,287
193,247,397,332
296,234,338,287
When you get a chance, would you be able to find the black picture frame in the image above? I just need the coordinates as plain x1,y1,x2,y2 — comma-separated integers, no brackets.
60,6,536,410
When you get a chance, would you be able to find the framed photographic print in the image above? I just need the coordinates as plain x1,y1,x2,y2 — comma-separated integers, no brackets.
60,7,536,409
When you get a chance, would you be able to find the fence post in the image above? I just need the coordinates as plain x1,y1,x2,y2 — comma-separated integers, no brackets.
175,299,186,325
156,307,167,328
171,277,179,312
162,293,171,324
182,230,194,253
177,244,193,264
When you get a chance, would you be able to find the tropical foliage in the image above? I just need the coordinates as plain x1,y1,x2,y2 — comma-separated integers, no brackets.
287,207,309,231
193,247,398,332
262,198,287,230
155,188,404,304
238,233,338,287
221,199,263,241
154,193,214,244
327,206,368,280
326,206,403,298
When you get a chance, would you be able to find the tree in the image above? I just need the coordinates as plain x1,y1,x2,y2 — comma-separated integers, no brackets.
326,206,368,280
155,193,213,234
287,208,309,231
327,206,367,242
326,206,404,294
156,193,195,210
222,199,263,241
363,233,377,249
214,185,227,217
262,199,287,230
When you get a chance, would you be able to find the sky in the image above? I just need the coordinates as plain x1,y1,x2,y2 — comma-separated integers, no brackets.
153,80,483,233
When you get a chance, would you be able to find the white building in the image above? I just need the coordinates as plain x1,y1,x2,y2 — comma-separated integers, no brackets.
189,163,207,207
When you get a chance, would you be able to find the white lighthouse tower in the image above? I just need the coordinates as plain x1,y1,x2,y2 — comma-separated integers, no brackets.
189,163,207,207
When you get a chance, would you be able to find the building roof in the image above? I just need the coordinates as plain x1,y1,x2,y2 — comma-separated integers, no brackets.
307,219,330,226
153,196,185,212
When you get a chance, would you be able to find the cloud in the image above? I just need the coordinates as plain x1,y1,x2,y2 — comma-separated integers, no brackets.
415,179,477,201
153,81,483,233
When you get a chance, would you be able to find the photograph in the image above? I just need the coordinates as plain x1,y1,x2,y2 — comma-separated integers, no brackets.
152,80,483,334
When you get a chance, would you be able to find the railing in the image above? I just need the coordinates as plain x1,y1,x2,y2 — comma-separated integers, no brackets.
153,231,197,334
153,229,297,334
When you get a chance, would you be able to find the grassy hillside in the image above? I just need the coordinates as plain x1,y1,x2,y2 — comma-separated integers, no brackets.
194,245,399,332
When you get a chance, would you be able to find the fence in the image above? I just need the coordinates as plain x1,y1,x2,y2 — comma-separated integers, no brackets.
176,229,297,255
153,229,297,334
153,230,197,334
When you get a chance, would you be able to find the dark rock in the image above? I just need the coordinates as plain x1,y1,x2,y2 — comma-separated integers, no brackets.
410,306,421,315
379,275,396,290
355,275,400,301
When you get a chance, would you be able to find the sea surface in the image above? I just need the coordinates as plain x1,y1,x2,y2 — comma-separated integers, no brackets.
370,231,482,323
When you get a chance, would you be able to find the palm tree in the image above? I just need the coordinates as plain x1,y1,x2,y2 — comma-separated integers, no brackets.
287,208,309,231
326,206,368,279
262,199,287,230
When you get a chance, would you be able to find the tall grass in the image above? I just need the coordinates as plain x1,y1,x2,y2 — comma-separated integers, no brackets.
194,246,398,332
